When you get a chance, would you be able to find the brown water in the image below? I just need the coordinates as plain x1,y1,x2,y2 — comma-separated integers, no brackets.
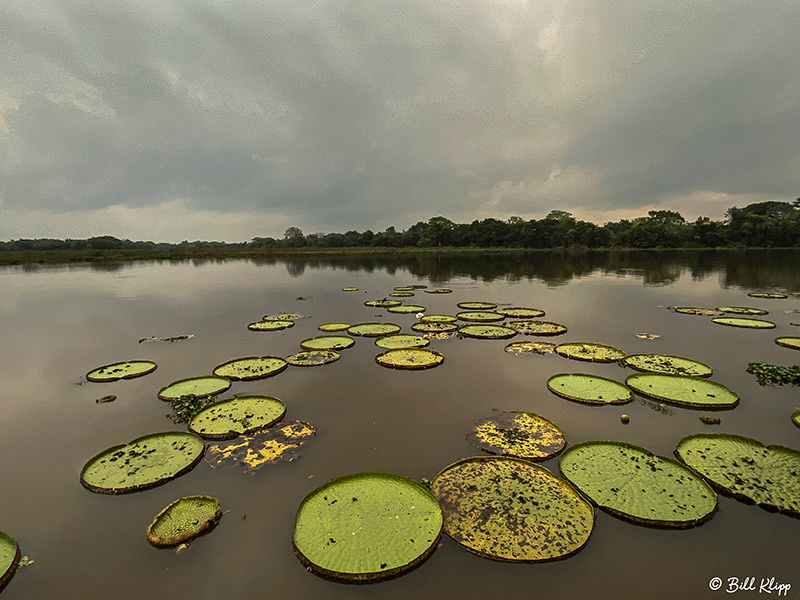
1,250,798,600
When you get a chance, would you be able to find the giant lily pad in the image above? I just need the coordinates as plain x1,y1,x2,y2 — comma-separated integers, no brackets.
456,311,505,322
620,353,713,377
424,288,452,294
467,411,565,460
674,307,724,316
86,360,157,382
547,374,632,405
394,286,415,291
412,321,458,334
457,302,498,310
213,356,288,380
504,341,556,355
287,350,341,367
792,411,800,429
509,320,567,336
157,376,231,401
375,334,430,349
347,323,401,337
431,457,593,562
0,532,20,592
206,421,315,472
389,291,414,297
496,307,545,318
387,304,427,314
675,434,800,517
420,314,457,323
375,348,444,370
364,299,402,308
716,306,769,316
559,442,717,528
263,313,303,321
712,317,776,329
626,374,738,409
317,322,351,332
292,472,443,582
458,324,517,340
775,337,800,350
248,320,294,331
747,292,787,299
188,395,286,439
300,336,355,351
147,496,222,547
555,342,626,363
80,432,205,494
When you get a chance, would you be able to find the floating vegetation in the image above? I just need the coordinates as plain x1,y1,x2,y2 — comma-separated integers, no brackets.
747,292,788,299
625,374,739,409
389,291,414,297
746,362,800,386
393,286,415,292
504,341,556,355
157,376,231,401
96,395,116,403
712,317,776,329
263,313,304,321
673,307,724,316
300,336,355,351
412,321,459,333
559,442,717,528
168,394,216,424
635,332,661,340
700,416,721,425
431,457,593,562
508,320,567,336
86,360,157,382
546,374,632,405
248,320,294,331
620,354,713,377
213,356,288,381
775,336,800,351
716,306,769,316
347,323,402,337
287,350,341,367
375,334,430,349
675,434,800,517
386,304,427,314
341,287,359,292
80,432,205,494
458,324,517,340
188,396,286,439
364,299,402,308
424,288,453,294
793,412,800,429
147,496,223,547
375,348,444,370
317,322,351,332
457,302,498,310
496,307,545,318
292,472,443,582
420,314,457,323
555,342,626,363
206,421,316,472
138,334,195,343
467,411,565,460
456,311,505,322
0,532,20,592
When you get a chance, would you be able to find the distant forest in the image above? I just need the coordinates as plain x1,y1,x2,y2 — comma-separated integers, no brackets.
3,200,799,252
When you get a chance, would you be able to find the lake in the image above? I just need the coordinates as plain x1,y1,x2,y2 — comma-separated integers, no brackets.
1,249,798,599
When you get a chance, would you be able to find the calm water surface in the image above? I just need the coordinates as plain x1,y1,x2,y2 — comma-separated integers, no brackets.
1,250,798,600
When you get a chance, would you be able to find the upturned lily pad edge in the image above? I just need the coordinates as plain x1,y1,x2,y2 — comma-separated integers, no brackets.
0,532,20,592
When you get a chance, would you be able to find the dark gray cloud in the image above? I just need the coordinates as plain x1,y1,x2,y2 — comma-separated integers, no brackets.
1,0,798,241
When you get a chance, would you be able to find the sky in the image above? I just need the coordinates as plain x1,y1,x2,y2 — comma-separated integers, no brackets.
1,1,798,243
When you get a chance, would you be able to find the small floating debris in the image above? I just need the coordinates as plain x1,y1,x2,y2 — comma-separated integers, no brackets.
635,332,661,340
138,334,195,343
96,395,117,403
700,416,721,425
147,496,223,548
86,360,157,382
620,414,630,424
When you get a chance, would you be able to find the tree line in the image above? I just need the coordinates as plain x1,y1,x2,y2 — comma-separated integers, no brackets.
2,200,798,252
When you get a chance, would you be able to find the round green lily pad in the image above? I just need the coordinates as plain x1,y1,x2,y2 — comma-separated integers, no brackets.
287,350,341,367
420,314,457,323
341,287,359,292
364,299,402,308
559,442,717,528
792,411,800,429
147,496,223,547
547,374,632,405
626,374,738,409
0,532,20,592
412,321,459,333
157,376,231,401
467,411,566,460
375,348,444,370
386,304,427,314
496,307,545,318
675,434,800,517
555,342,626,363
213,356,288,381
188,395,286,439
389,292,414,297
712,317,776,329
456,311,505,322
716,306,769,316
674,307,724,316
747,292,787,299
457,302,498,310
80,432,205,494
248,320,294,331
293,472,443,582
775,337,800,350
504,341,556,355
424,288,452,294
86,360,157,382
317,322,351,332
263,313,303,321
509,320,567,336
620,353,713,377
431,457,594,562
375,334,430,349
300,336,355,351
458,324,517,339
347,323,402,337
393,286,415,291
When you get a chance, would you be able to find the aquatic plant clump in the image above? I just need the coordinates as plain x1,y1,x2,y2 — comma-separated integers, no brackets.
712,317,776,329
467,411,566,460
412,321,459,333
317,322,351,332
0,531,20,592
206,421,316,472
457,302,498,310
625,374,739,409
300,336,355,351
287,350,341,367
213,356,288,381
147,496,223,547
80,432,205,494
675,434,800,517
716,306,769,316
364,299,403,308
496,307,545,318
347,323,402,337
188,395,286,439
86,360,157,382
263,313,304,321
458,324,517,340
559,442,717,528
508,320,567,336
673,307,724,316
157,376,231,401
248,320,294,331
746,362,800,386
375,348,444,370
555,342,626,363
620,354,713,377
546,374,632,405
375,334,430,349
386,304,427,314
504,341,556,355
292,473,443,582
456,311,505,322
775,337,800,351
431,457,594,562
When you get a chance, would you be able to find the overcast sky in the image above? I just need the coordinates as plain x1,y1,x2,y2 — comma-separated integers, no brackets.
1,1,798,242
